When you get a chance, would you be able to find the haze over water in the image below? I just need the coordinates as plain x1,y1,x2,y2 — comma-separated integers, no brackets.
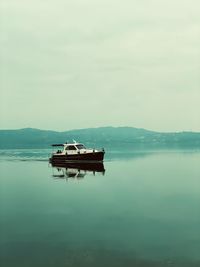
0,149,200,267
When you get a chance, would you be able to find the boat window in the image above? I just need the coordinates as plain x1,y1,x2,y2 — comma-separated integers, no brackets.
66,145,77,150
76,144,86,149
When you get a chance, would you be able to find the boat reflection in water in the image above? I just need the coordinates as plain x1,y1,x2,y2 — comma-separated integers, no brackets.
50,162,105,181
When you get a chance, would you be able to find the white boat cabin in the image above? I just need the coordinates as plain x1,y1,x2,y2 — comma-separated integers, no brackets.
53,142,99,155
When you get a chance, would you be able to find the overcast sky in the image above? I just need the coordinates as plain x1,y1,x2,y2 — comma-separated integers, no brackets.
0,0,199,132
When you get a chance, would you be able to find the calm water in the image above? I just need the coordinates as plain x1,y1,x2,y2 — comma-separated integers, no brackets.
0,150,200,267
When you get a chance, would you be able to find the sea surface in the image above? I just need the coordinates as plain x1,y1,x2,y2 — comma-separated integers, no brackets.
0,149,200,267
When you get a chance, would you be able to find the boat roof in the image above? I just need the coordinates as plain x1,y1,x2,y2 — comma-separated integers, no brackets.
51,144,64,147
51,142,83,147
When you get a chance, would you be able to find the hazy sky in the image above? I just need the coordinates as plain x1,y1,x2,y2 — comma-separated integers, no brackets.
0,0,200,132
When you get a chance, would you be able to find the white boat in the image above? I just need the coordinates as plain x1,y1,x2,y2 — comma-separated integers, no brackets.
49,141,105,163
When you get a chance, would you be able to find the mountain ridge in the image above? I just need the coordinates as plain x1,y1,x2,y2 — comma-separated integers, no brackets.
0,127,200,149
1,126,199,134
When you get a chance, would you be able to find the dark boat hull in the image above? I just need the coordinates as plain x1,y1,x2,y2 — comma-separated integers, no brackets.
49,151,104,164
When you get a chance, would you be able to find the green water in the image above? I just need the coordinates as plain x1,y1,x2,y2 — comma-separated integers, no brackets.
0,151,200,266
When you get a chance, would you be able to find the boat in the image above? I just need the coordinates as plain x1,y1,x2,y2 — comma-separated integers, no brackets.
49,141,105,164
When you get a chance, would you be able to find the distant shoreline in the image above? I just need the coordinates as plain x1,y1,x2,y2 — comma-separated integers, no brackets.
0,127,200,149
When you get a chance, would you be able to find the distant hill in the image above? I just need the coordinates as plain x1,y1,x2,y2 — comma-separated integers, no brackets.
0,127,200,149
